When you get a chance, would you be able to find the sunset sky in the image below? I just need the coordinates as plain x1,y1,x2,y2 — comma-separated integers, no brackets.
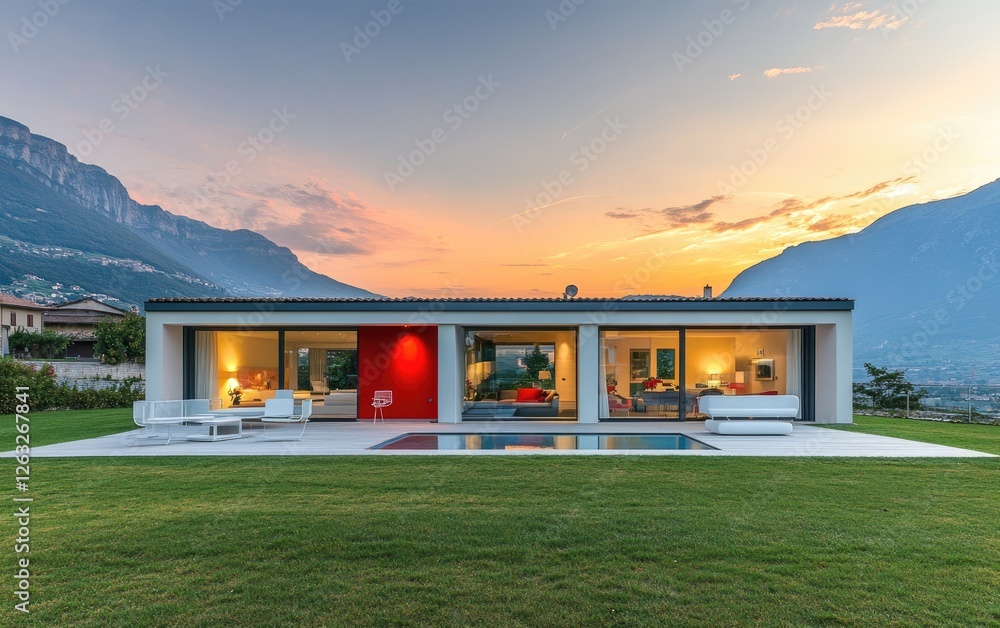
2,0,998,298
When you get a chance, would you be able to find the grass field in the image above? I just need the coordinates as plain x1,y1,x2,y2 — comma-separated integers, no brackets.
0,411,997,624
821,414,1000,455
0,407,132,448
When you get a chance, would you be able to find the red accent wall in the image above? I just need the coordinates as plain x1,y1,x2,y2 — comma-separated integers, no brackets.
358,326,438,420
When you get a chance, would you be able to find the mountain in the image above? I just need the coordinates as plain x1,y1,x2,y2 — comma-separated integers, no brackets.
0,115,376,306
723,179,1000,381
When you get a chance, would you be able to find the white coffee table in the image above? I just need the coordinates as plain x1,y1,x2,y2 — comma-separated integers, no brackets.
184,416,243,441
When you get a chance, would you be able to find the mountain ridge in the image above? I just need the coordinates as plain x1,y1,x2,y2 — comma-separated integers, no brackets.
723,178,1000,380
0,115,376,305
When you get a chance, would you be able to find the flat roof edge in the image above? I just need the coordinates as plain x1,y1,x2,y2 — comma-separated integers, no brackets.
145,298,854,313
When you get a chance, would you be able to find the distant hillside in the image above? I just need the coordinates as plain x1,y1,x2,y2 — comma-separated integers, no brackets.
0,115,376,306
723,179,1000,380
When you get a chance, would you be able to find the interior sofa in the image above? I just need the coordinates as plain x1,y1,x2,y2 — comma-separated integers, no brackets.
497,388,560,417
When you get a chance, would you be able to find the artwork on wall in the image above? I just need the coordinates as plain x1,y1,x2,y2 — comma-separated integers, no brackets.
754,359,775,381
630,349,650,380
237,366,277,390
655,348,675,379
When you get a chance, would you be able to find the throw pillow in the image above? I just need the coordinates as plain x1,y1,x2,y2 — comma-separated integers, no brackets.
516,388,541,402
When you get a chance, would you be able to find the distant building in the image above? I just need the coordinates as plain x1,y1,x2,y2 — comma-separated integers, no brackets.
0,293,46,357
43,298,128,359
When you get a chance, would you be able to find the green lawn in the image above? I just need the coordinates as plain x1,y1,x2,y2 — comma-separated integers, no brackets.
0,407,133,448
0,411,998,624
0,455,996,625
821,414,1000,455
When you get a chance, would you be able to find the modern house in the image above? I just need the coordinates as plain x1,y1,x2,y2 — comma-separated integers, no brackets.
0,292,46,357
43,298,128,359
144,296,853,423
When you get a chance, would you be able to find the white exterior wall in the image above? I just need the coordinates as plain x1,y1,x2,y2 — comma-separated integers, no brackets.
577,324,600,423
437,325,462,423
145,304,854,423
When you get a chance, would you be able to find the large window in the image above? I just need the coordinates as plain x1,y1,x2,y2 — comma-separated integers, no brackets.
282,330,358,393
601,330,681,419
463,329,576,420
600,328,805,420
190,329,358,413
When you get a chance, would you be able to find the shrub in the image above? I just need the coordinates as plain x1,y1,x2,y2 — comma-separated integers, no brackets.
0,358,144,412
7,328,73,359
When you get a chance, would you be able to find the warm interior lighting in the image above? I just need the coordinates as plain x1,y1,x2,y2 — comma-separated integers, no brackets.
708,373,721,388
538,370,552,381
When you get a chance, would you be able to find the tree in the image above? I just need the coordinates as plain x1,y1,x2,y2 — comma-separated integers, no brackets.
94,312,146,365
326,350,358,389
523,344,552,380
853,363,927,410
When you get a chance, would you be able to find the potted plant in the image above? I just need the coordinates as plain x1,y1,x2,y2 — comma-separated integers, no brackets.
228,385,243,406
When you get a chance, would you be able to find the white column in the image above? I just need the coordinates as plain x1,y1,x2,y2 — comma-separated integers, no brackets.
835,313,854,423
577,324,600,423
437,325,462,423
814,313,853,424
146,318,183,402
145,316,163,401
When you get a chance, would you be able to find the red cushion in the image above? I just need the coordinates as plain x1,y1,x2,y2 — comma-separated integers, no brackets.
516,388,542,402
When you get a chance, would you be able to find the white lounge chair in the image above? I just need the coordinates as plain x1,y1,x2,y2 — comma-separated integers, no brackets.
125,400,199,445
261,399,312,441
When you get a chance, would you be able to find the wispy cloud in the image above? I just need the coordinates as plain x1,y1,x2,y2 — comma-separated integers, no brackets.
253,181,409,256
814,3,909,31
727,73,742,81
763,66,825,78
710,176,912,233
605,195,727,228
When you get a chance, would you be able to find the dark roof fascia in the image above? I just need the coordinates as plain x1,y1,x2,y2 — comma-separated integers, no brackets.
145,298,854,313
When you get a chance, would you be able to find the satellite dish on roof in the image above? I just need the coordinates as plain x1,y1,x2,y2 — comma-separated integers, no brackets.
563,285,579,299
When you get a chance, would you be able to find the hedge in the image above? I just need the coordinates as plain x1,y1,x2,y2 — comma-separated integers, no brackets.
0,358,144,414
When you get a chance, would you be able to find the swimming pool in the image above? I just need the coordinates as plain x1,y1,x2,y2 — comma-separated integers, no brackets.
370,433,716,451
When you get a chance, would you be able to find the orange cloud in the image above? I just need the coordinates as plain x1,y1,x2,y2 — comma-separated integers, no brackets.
814,4,909,31
764,66,825,78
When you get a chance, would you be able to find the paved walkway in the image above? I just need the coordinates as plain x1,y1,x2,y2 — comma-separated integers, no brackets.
10,421,996,458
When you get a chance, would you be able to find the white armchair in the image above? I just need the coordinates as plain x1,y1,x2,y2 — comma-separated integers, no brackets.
262,399,312,441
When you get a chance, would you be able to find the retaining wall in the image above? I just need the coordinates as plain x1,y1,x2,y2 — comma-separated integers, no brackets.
21,360,146,391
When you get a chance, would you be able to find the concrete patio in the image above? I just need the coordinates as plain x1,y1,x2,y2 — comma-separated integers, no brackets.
11,420,996,458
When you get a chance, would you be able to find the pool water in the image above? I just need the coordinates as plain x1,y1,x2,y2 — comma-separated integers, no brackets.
370,433,716,451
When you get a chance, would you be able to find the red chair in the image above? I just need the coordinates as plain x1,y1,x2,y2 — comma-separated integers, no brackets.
608,393,632,416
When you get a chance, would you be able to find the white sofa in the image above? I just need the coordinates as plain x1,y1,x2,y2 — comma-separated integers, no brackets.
701,395,798,435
